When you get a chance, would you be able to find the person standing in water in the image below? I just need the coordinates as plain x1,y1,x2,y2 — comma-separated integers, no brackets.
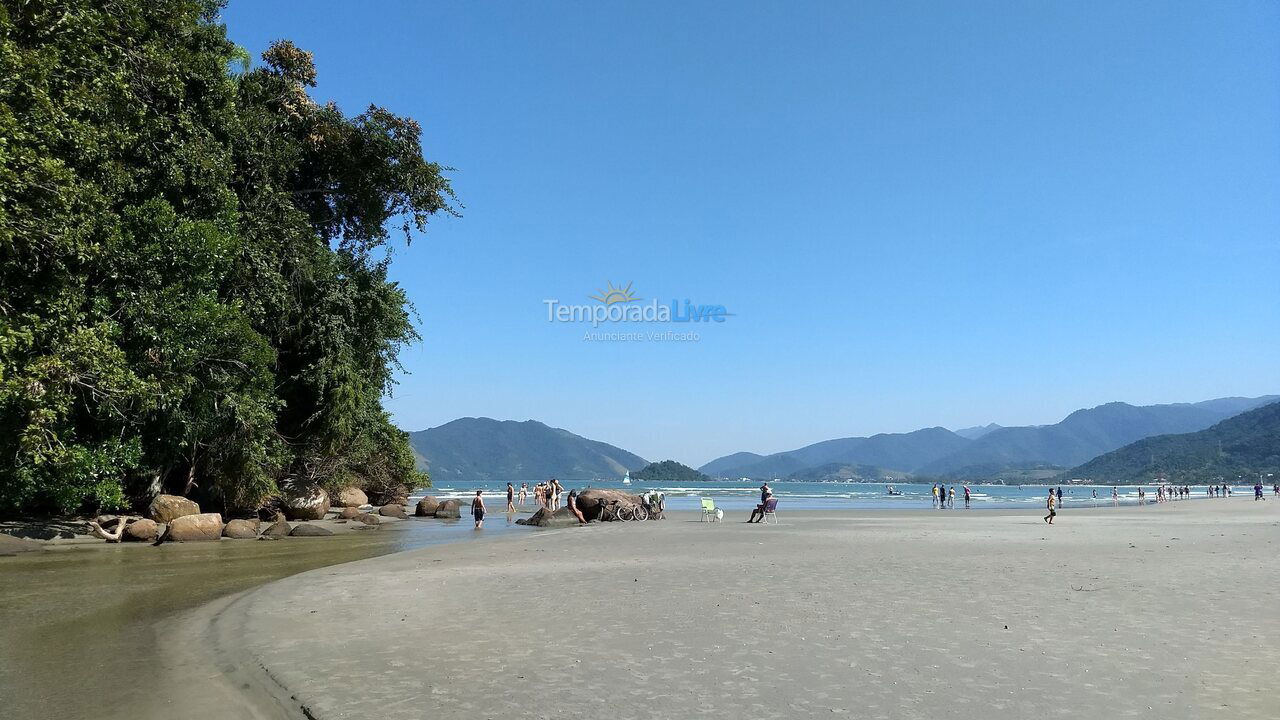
1112,486,1119,506
932,483,939,508
1044,488,1056,524
518,482,528,506
963,485,971,508
471,490,486,529
948,485,955,508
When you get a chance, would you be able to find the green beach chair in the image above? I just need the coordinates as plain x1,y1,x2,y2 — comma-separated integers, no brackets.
700,497,719,522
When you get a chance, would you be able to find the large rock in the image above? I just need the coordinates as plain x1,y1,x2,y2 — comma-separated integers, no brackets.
414,496,440,516
433,499,461,519
281,484,330,521
333,487,368,508
223,519,260,539
163,513,224,542
573,488,643,522
148,494,200,523
337,507,362,520
289,523,334,537
378,503,408,518
516,507,583,528
261,519,292,537
123,518,159,542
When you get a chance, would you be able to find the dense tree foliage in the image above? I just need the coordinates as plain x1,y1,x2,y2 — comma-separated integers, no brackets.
0,1,453,515
631,460,710,484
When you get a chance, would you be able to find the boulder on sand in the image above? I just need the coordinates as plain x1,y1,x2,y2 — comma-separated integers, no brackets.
261,519,292,537
433,499,461,519
124,518,159,542
223,519,260,539
516,507,584,528
281,484,330,521
414,496,440,516
333,487,368,508
378,504,408,518
162,513,224,542
357,513,380,525
337,507,362,520
289,523,334,537
148,494,200,523
573,488,643,522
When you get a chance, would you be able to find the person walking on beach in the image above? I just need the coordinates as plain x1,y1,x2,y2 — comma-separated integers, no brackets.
1138,487,1145,505
471,490,486,529
1044,488,1056,524
948,485,955,508
1254,482,1265,501
963,485,971,508
519,482,528,506
506,482,516,512
932,483,939,508
1112,486,1119,506
1056,486,1063,508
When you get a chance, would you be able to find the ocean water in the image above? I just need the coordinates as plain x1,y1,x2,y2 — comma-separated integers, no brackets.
415,480,1242,512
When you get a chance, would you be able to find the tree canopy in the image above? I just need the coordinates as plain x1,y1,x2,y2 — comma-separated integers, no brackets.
0,1,455,515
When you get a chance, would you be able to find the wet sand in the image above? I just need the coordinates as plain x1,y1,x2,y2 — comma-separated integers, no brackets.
0,513,533,720
200,498,1279,719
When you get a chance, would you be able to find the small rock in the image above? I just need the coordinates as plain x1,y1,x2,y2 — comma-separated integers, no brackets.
223,519,261,539
148,494,201,523
337,507,362,520
415,496,440,516
124,518,159,542
433,499,461,519
261,519,292,537
378,504,408,518
357,513,381,525
163,513,224,542
289,524,334,537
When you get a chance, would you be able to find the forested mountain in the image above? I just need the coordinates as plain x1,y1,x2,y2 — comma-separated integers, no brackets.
631,460,710,484
408,419,646,484
1,2,452,515
1064,401,1280,484
920,397,1278,475
700,396,1277,481
699,427,969,479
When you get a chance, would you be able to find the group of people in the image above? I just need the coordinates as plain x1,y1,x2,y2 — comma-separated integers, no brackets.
930,483,972,509
474,478,583,528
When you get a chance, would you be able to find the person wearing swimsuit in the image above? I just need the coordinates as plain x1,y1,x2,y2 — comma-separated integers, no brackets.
506,482,515,512
472,490,486,528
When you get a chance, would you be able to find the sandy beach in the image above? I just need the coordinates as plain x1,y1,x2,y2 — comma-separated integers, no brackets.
174,497,1279,720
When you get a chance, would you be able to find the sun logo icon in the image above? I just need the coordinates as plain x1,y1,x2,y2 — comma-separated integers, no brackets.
590,281,640,305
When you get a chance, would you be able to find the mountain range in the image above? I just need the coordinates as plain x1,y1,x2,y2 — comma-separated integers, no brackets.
408,418,647,483
698,395,1278,480
1064,400,1280,484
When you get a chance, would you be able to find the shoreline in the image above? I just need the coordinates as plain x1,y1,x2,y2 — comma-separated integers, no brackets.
187,499,1279,719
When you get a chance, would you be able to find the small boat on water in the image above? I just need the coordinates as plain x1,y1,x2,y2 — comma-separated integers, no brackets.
622,471,632,485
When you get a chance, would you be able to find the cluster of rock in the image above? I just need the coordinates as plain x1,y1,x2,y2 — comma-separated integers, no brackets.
87,486,431,543
413,496,461,519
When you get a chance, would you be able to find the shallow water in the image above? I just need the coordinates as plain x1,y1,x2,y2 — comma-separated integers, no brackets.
0,515,532,720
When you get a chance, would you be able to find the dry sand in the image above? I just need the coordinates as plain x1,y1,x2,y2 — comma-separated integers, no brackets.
183,499,1279,719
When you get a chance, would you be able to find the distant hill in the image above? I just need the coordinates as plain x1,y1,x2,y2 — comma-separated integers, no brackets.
631,460,710,484
408,418,647,484
954,423,1002,440
698,395,1278,482
699,427,970,479
698,451,766,477
1064,401,1280,484
922,396,1279,476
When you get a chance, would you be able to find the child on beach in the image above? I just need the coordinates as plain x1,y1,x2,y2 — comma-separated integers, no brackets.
471,490,486,528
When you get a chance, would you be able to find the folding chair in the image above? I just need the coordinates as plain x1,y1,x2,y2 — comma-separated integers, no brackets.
700,497,719,522
760,498,779,525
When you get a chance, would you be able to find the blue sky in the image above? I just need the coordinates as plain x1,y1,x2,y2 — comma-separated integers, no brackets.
223,1,1280,467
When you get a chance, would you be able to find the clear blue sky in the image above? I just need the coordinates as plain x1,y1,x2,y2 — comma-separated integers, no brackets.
223,0,1280,467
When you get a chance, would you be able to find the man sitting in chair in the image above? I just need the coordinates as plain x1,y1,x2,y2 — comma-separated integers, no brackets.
748,483,774,523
